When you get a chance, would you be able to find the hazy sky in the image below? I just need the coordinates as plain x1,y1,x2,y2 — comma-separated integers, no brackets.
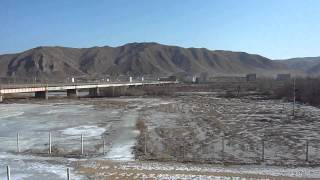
0,0,319,59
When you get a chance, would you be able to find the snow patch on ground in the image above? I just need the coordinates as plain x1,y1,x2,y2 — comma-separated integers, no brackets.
118,161,320,178
103,143,135,161
60,125,106,137
0,111,24,119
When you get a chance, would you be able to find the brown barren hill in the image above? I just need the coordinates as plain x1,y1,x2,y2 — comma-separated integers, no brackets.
0,42,289,80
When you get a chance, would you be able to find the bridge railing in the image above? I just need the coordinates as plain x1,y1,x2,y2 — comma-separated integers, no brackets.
0,76,161,87
0,80,175,90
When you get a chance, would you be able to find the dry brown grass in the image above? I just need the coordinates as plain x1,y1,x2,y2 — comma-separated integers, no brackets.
272,77,320,106
136,118,146,132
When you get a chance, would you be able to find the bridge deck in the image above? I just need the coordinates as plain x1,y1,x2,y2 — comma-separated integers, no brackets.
0,81,174,94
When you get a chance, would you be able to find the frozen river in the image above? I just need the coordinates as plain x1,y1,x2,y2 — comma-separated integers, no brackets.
0,99,142,179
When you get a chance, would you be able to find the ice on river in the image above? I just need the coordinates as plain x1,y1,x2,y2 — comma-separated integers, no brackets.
0,152,86,180
0,101,130,179
60,125,106,137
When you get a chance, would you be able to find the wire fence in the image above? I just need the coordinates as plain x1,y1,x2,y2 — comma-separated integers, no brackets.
4,165,72,180
1,129,319,167
0,131,106,157
138,133,320,165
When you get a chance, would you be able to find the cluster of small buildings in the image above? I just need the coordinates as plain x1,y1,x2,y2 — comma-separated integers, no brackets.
174,73,292,83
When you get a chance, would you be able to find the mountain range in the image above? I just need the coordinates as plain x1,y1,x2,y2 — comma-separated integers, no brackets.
0,42,318,80
275,57,320,76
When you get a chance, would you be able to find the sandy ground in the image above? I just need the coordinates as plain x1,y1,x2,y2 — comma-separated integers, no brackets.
75,160,320,179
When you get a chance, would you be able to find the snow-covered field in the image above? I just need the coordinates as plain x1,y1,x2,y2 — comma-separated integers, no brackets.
1,94,320,179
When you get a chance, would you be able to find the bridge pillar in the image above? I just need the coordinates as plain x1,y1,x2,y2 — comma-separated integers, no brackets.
89,88,100,97
67,89,78,98
35,91,48,100
0,95,3,103
99,86,128,97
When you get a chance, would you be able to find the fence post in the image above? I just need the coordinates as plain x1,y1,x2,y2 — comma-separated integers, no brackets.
49,132,52,154
221,134,225,160
144,131,147,155
67,168,70,180
261,139,265,162
183,143,186,160
81,134,84,155
6,166,11,180
306,139,309,162
102,138,105,155
16,132,20,153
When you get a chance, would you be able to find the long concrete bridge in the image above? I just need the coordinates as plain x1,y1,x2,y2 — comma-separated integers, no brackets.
0,81,176,102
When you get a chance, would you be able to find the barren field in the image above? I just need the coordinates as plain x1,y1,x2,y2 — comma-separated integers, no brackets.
1,89,320,179
136,93,320,166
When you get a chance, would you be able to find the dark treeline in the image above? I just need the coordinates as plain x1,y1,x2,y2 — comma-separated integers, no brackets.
268,77,320,106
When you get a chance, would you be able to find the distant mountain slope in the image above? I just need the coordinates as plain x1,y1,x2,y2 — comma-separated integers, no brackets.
0,42,289,80
307,62,320,75
275,57,320,75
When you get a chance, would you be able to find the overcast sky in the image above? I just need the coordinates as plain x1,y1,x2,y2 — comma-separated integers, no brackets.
0,0,319,59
